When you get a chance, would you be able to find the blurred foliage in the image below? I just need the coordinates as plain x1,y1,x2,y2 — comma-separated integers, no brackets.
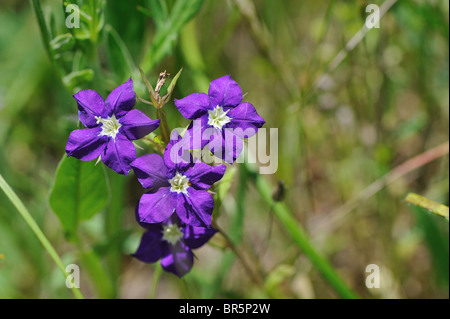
0,0,448,298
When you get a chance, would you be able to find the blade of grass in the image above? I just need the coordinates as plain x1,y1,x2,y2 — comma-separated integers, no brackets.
245,165,358,299
30,0,52,61
410,205,449,287
0,174,84,299
405,193,449,221
314,141,449,236
149,263,163,299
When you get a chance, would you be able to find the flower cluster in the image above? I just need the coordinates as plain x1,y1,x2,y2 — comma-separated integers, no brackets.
66,78,160,175
65,75,264,277
175,75,265,163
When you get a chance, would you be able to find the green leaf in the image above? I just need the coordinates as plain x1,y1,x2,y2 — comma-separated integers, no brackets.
31,0,52,60
49,156,109,237
138,66,159,107
246,161,359,299
411,205,450,287
62,69,94,90
162,67,183,103
140,0,205,73
50,33,75,54
146,0,169,30
405,193,449,221
80,249,115,298
105,24,135,81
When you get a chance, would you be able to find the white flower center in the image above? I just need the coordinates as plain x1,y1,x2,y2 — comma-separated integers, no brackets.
169,172,190,194
95,114,121,138
162,223,183,245
208,105,231,130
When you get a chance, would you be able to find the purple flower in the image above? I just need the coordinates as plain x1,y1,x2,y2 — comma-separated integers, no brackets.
131,135,226,227
175,75,265,163
66,78,160,175
133,213,216,277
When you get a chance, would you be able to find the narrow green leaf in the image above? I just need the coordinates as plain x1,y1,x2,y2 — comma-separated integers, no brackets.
62,69,94,89
31,0,52,61
49,156,109,236
138,66,158,107
411,205,450,287
246,161,358,299
156,108,170,145
146,0,169,30
80,249,115,298
0,175,84,299
140,0,205,73
162,67,183,103
105,24,135,81
405,193,449,221
50,33,75,54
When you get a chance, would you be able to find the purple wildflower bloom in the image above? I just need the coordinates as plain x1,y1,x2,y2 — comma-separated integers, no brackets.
131,134,226,227
133,213,217,278
175,75,265,163
66,78,160,175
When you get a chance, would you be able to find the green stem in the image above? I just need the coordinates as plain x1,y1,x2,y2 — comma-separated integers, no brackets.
30,0,52,61
245,166,358,299
30,0,64,79
156,108,171,145
0,174,84,299
149,263,163,299
405,193,449,221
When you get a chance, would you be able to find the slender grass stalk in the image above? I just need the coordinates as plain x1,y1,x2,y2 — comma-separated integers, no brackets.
156,109,171,145
245,166,358,299
149,263,163,299
315,141,450,235
0,174,84,299
405,193,449,221
30,0,52,61
212,223,264,288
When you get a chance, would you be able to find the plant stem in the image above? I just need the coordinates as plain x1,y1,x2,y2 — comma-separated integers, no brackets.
0,174,84,299
149,263,163,299
156,109,171,145
315,141,450,235
212,222,264,288
405,193,449,221
142,137,165,154
245,166,358,299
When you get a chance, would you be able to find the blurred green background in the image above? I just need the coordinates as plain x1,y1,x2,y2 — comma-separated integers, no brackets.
0,0,448,298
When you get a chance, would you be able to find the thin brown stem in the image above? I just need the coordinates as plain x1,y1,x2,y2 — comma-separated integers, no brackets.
143,137,165,154
212,222,264,288
312,141,449,237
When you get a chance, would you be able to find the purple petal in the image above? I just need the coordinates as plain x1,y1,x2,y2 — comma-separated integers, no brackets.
208,75,243,108
174,93,211,119
138,187,176,223
183,117,210,150
132,230,165,263
66,127,106,161
160,242,194,277
208,128,244,164
73,90,106,128
131,154,169,189
183,225,217,249
226,102,265,138
134,205,166,232
120,109,160,140
185,162,226,190
101,134,136,175
164,131,193,174
106,78,136,118
176,188,214,227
